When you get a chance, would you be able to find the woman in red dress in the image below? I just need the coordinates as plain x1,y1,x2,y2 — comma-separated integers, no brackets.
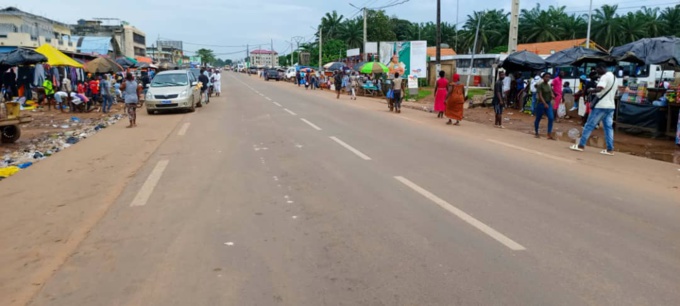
445,73,466,125
433,70,449,118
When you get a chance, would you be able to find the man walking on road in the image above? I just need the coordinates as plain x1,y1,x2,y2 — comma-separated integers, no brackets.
493,71,506,128
198,69,210,107
334,71,343,99
570,62,617,155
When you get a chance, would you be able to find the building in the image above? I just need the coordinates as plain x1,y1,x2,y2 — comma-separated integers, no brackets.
516,38,604,56
71,19,146,58
0,7,76,53
249,49,278,67
147,40,184,64
426,46,456,58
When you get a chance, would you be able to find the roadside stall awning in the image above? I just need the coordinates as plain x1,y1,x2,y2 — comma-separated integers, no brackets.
84,56,123,73
611,36,680,66
35,44,83,68
501,50,547,71
0,48,47,69
545,47,609,67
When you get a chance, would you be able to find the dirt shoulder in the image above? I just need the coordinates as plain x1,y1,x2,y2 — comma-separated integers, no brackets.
0,108,185,305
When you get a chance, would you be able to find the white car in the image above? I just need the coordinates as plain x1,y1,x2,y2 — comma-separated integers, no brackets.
144,70,200,114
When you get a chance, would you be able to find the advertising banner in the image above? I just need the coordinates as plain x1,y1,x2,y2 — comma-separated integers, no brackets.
365,42,378,54
347,48,360,57
379,41,427,79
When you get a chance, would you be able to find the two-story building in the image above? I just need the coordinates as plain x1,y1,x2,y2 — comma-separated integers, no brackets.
249,49,278,67
0,7,76,53
71,19,146,58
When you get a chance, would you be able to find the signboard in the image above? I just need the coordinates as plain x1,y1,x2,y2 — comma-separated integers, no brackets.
378,41,427,79
407,75,418,89
365,42,378,54
347,48,360,57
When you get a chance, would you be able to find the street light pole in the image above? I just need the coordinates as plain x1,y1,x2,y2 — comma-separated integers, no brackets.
436,0,441,69
586,0,593,48
363,7,367,62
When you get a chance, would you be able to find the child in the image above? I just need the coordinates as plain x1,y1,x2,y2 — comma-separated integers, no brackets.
77,82,86,95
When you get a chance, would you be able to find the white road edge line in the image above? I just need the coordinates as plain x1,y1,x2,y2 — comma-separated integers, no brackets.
130,160,170,207
283,108,297,116
273,102,282,107
300,118,322,131
487,139,575,163
177,122,190,136
394,176,526,251
329,136,372,160
265,97,272,101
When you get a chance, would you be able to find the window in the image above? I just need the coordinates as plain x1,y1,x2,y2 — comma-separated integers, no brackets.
133,33,145,45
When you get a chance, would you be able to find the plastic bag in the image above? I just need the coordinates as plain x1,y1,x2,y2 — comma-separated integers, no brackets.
578,97,586,117
557,103,566,118
386,89,394,99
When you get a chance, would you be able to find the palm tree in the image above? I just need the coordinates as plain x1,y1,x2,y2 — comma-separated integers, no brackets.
660,5,680,36
559,14,587,40
618,12,647,43
460,10,509,53
519,4,565,43
338,18,363,49
320,11,344,40
636,7,663,38
592,5,620,49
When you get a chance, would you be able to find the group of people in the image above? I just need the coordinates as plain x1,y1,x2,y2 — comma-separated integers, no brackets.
493,63,617,155
433,71,466,125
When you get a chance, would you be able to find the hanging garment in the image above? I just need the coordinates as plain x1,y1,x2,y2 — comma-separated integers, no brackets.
33,64,45,87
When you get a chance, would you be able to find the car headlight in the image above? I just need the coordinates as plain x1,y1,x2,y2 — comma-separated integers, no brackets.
178,90,188,98
145,91,153,100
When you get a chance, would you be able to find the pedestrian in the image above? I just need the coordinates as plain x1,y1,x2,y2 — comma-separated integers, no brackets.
493,71,506,128
76,81,85,95
570,76,587,112
53,91,68,113
120,72,141,128
434,70,448,118
535,72,556,139
349,72,358,100
305,70,311,90
213,70,221,97
530,73,540,113
570,62,617,155
89,76,100,104
342,73,349,95
552,70,564,121
502,71,511,106
392,72,404,113
445,73,465,125
334,71,343,99
100,75,112,113
198,69,210,107
296,70,301,87
515,72,525,109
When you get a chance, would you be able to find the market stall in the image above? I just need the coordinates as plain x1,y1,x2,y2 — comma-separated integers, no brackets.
611,37,680,138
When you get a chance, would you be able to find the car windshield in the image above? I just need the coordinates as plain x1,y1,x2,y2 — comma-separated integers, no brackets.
151,74,188,87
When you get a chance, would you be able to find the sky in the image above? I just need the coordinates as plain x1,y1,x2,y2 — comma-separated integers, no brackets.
5,0,677,60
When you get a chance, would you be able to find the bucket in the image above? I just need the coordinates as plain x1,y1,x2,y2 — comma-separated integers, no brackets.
5,102,20,119
473,75,481,86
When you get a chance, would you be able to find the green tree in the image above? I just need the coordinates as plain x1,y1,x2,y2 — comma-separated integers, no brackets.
618,12,647,43
320,11,344,40
592,5,620,49
366,10,397,42
460,10,509,53
559,14,587,40
391,17,414,41
660,5,680,36
636,7,663,37
196,48,216,66
338,18,364,49
519,4,567,43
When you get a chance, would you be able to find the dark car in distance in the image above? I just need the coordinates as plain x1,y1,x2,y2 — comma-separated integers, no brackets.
264,69,281,81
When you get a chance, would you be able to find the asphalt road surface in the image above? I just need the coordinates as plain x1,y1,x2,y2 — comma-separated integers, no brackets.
3,73,679,306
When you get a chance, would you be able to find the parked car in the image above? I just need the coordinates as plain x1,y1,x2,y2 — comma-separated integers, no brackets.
248,67,258,74
264,69,281,81
144,70,200,114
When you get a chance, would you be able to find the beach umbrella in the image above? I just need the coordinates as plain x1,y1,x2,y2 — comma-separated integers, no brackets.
84,56,123,73
545,47,608,67
352,62,367,71
0,48,47,67
358,62,388,74
115,57,137,68
323,62,347,71
501,50,547,71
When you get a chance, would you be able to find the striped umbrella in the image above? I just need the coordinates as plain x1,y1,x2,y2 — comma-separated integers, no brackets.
358,62,388,74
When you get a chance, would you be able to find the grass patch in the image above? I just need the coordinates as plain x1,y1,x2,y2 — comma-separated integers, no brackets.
406,87,433,101
467,88,488,97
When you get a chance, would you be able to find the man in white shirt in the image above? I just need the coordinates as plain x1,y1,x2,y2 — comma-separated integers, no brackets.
502,72,511,104
570,62,616,155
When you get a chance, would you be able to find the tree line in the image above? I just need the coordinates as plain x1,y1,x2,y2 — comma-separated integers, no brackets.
293,4,680,67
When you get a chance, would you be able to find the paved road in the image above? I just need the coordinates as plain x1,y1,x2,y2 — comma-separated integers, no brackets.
27,73,680,305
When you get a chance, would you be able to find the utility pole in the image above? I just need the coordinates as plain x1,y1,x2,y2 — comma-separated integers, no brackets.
436,0,441,70
586,0,593,48
319,27,323,69
455,0,459,53
363,7,367,62
508,0,520,53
